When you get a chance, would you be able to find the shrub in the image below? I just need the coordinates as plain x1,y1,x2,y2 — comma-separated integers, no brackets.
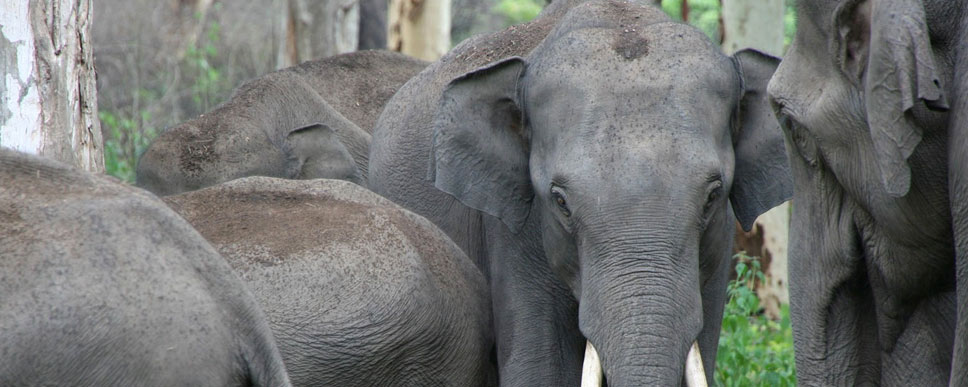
716,252,796,386
101,110,156,183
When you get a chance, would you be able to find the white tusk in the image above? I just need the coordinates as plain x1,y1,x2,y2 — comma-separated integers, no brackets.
581,341,604,387
685,341,708,387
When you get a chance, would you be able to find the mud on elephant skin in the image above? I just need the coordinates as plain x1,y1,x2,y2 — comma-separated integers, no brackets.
164,177,494,387
767,0,968,385
136,50,427,196
0,149,291,386
368,0,792,385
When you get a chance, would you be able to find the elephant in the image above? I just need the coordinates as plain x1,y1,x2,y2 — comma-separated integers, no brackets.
0,149,291,386
767,0,968,385
163,177,495,387
367,0,792,385
136,50,427,196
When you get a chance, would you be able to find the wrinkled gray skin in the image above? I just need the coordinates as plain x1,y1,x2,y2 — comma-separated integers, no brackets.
0,149,291,386
136,50,427,196
164,177,494,387
368,1,792,385
768,0,968,385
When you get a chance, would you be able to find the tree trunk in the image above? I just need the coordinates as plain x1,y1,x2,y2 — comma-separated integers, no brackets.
358,0,388,50
277,0,360,68
0,0,104,173
387,0,451,61
720,0,785,56
721,0,788,320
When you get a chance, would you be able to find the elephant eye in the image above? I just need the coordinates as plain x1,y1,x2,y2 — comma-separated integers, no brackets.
790,124,820,167
550,186,571,217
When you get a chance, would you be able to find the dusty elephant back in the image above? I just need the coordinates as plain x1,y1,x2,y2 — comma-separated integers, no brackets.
0,150,290,386
164,177,493,387
287,50,428,133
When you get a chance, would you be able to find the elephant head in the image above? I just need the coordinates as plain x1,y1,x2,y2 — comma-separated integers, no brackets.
767,0,958,383
137,120,364,196
428,2,792,384
136,71,371,196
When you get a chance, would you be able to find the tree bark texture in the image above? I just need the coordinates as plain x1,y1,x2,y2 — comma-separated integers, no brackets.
0,0,104,173
721,0,788,319
277,0,360,68
388,0,451,61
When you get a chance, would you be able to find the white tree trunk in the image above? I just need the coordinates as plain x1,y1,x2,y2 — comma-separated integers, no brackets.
721,0,789,320
277,0,360,69
1,0,103,173
721,0,785,56
387,0,451,61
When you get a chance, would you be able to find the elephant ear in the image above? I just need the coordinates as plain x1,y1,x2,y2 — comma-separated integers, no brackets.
285,123,363,184
837,0,948,197
428,57,532,232
729,49,793,232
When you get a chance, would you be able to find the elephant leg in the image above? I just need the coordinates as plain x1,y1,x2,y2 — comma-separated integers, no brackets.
484,215,585,386
948,26,968,387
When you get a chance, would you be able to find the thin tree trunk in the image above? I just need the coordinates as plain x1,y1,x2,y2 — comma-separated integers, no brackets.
721,0,788,319
0,0,103,173
358,0,388,50
387,0,451,61
276,0,360,68
165,0,215,59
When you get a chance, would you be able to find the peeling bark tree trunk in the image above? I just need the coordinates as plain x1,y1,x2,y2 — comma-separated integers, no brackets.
0,0,103,173
721,0,788,320
276,0,360,69
387,0,450,61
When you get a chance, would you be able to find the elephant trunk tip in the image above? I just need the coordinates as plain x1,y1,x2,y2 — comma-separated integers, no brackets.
579,340,707,387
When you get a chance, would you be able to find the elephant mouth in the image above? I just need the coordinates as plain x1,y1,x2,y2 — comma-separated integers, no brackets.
580,340,708,387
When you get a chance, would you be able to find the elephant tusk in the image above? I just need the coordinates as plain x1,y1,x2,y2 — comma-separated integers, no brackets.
581,341,604,387
685,341,708,387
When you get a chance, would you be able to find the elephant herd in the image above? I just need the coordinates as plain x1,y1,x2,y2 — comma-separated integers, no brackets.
2,0,966,386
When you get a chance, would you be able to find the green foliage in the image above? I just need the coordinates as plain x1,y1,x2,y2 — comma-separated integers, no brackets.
494,0,544,26
102,20,226,182
716,252,796,386
661,0,722,43
184,21,224,113
784,0,798,49
101,110,156,183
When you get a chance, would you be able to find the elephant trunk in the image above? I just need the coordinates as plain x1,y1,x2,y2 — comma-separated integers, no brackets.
581,341,707,387
577,241,704,386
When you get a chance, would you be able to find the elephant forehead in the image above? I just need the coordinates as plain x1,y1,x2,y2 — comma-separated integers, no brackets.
531,19,729,76
526,66,735,167
526,28,736,117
